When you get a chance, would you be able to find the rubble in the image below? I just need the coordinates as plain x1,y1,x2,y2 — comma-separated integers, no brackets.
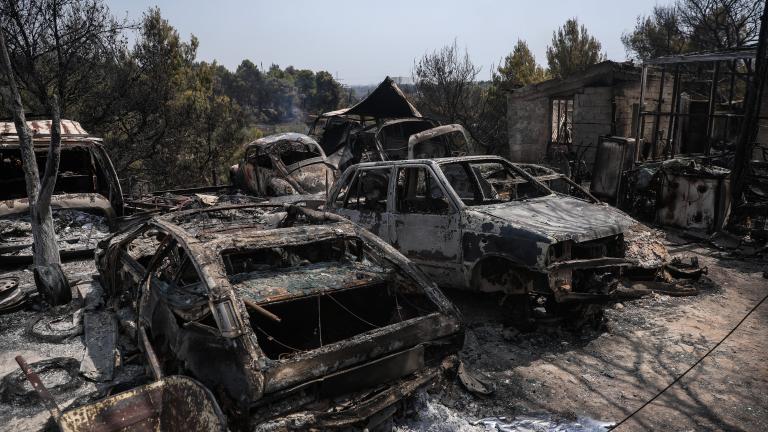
623,223,670,268
0,210,110,260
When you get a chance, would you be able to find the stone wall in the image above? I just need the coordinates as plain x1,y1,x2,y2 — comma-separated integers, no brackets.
506,94,549,163
506,69,673,167
572,86,613,168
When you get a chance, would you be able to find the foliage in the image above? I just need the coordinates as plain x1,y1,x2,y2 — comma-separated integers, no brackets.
493,40,550,90
623,0,764,61
1,4,348,190
546,18,607,79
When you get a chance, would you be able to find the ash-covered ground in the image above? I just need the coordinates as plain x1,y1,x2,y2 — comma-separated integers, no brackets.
394,236,768,431
0,232,766,432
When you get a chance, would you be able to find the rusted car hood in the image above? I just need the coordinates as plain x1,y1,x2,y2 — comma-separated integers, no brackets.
470,196,635,243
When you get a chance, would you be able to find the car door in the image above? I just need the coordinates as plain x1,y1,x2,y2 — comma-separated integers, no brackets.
390,164,462,287
330,166,394,241
140,240,245,376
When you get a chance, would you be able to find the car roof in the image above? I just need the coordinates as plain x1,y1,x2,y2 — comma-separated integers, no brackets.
351,155,509,169
152,204,358,253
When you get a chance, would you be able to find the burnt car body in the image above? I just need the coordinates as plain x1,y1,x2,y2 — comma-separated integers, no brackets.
96,204,463,430
311,77,448,171
325,156,638,307
0,120,123,264
407,124,476,160
229,133,337,197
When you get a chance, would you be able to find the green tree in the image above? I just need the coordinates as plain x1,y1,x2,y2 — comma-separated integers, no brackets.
546,18,606,79
493,40,549,90
622,5,688,60
311,71,342,113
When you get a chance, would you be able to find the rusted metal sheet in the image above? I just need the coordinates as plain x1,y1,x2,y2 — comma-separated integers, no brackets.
14,354,227,432
57,376,227,432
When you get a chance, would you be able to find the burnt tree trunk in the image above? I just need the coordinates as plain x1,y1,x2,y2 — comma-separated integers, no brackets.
0,29,70,305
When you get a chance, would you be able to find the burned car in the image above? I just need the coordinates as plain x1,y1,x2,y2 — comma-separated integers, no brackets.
407,124,476,159
325,156,638,321
311,77,449,171
229,132,337,197
0,120,123,265
96,204,463,430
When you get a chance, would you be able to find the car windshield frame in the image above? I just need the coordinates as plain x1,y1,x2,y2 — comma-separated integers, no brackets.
438,159,553,206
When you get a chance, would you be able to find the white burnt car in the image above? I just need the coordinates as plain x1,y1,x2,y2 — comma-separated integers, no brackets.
325,156,638,322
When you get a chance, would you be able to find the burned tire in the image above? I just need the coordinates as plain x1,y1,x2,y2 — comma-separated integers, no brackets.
33,263,71,306
0,357,83,405
27,308,83,342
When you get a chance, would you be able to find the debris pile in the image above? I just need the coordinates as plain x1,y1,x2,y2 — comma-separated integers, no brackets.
0,210,110,257
623,223,670,268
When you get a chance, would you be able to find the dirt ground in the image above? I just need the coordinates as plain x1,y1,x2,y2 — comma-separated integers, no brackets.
395,234,768,431
1,232,766,432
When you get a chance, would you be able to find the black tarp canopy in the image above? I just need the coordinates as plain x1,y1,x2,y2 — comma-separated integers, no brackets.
324,77,421,119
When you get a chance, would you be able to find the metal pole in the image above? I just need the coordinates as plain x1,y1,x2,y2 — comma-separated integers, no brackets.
667,65,681,158
705,61,721,156
652,66,666,160
636,65,648,160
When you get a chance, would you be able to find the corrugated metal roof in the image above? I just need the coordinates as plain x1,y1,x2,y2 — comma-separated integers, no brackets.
0,119,89,137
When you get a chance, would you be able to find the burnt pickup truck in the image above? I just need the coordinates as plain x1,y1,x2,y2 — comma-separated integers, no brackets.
96,204,463,430
0,120,123,265
325,156,638,318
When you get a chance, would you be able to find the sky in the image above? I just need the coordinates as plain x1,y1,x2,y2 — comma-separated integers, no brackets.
107,0,675,85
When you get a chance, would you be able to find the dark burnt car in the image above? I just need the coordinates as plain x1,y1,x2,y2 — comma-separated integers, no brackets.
229,133,337,198
96,204,463,430
0,120,123,265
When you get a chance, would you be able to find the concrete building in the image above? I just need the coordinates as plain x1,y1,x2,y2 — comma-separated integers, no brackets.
506,61,672,169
